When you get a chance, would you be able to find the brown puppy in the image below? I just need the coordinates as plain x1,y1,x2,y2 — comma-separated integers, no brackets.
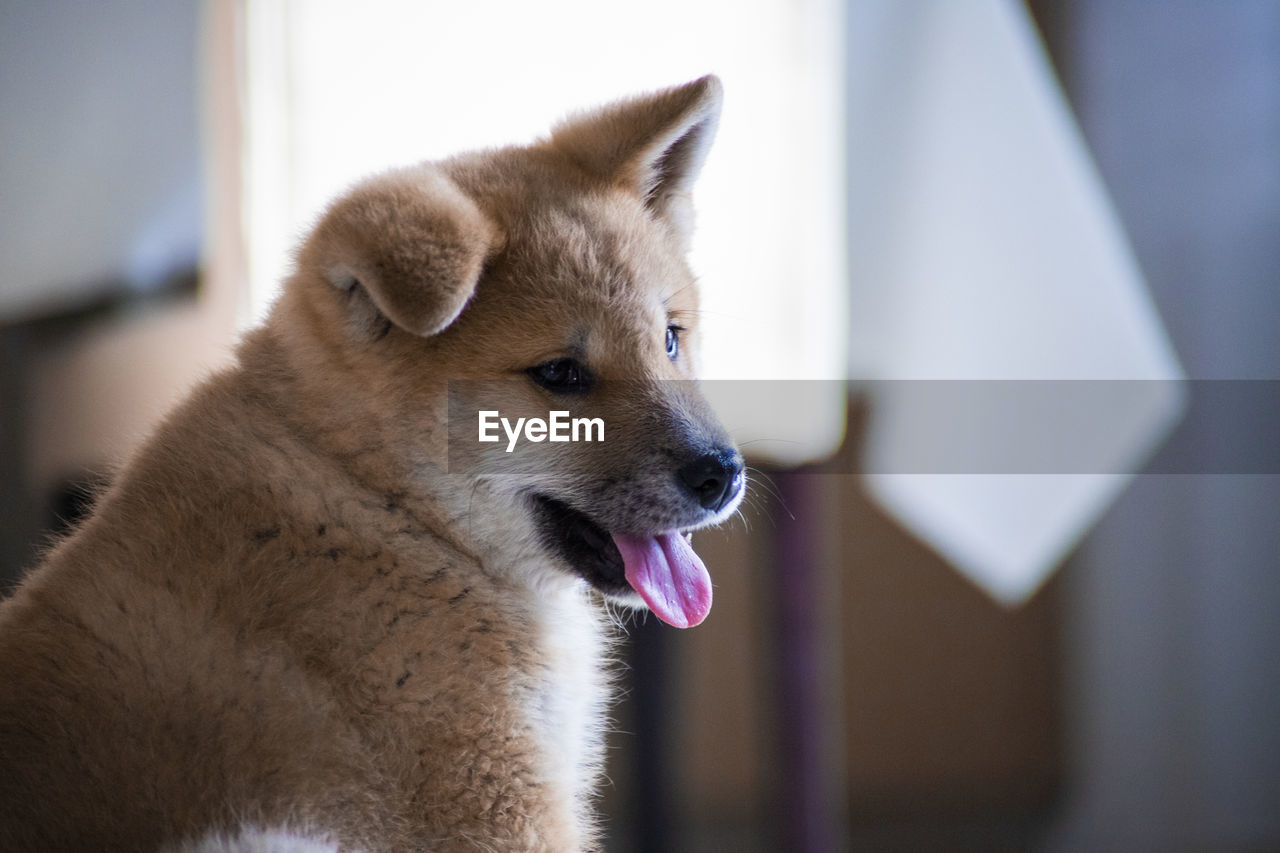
0,76,743,851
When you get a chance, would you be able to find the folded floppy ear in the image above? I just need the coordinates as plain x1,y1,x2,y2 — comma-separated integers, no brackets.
301,165,500,337
550,75,723,236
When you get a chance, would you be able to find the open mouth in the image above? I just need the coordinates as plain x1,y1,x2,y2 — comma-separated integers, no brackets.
530,495,714,628
531,495,629,593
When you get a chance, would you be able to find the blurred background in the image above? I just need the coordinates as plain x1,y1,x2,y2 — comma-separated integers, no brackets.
1,1,1277,850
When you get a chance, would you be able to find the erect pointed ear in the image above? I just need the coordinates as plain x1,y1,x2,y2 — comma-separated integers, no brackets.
549,75,723,232
300,164,501,337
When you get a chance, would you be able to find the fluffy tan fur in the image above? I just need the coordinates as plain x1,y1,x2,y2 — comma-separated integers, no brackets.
0,76,734,852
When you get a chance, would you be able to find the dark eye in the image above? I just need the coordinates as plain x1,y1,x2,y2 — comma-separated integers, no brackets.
527,358,592,393
666,324,683,361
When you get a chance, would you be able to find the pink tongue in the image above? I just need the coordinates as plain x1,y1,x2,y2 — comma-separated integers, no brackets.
612,531,712,628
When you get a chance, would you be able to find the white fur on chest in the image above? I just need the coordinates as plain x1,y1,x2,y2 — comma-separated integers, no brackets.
524,575,611,814
433,487,615,825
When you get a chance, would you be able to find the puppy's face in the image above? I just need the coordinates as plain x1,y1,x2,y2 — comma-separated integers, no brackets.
446,187,743,627
290,77,742,627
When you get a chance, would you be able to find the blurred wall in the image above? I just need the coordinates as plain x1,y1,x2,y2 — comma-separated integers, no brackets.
0,0,225,589
1031,2,1280,849
0,0,203,322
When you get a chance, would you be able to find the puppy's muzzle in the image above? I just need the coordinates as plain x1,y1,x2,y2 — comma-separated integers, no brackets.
678,447,745,513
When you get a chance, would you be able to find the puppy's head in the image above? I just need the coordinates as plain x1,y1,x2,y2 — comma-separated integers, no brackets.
288,76,743,627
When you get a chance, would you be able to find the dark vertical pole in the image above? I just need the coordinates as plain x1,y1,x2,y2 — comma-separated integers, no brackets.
630,615,674,853
776,470,839,852
0,329,35,591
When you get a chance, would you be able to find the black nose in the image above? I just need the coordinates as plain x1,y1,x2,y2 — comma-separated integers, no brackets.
678,449,745,512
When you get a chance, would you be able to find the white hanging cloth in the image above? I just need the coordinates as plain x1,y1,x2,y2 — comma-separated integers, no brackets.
846,0,1186,604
